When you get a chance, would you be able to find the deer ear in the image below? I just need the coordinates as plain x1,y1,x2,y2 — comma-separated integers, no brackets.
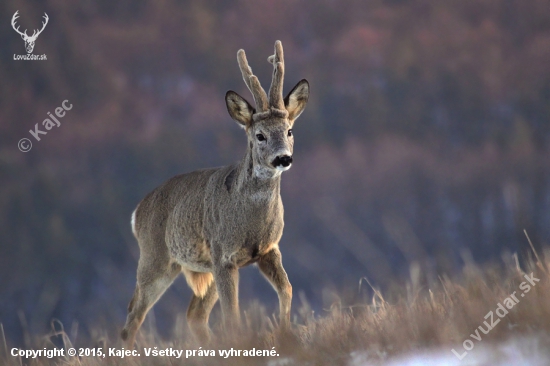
284,79,309,122
226,91,254,128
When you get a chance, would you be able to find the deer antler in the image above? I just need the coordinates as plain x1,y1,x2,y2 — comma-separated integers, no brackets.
30,13,49,40
11,11,28,38
237,41,289,119
237,49,269,112
12,11,49,41
268,40,285,110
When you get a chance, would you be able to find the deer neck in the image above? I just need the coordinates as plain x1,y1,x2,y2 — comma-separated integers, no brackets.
234,144,281,199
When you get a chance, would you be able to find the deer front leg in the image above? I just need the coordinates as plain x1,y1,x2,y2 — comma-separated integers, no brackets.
187,281,219,344
213,255,241,332
258,247,292,330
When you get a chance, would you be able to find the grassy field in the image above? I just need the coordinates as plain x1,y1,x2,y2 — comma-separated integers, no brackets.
3,247,550,366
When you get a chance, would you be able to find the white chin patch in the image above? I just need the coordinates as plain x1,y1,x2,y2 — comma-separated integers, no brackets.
275,164,291,172
254,164,291,179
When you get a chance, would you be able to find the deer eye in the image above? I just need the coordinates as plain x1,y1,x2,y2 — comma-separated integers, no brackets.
256,133,266,142
287,129,293,137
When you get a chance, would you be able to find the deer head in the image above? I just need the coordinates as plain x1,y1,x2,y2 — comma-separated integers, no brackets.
226,41,309,179
12,11,49,54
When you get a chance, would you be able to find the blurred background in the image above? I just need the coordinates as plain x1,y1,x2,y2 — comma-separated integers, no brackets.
1,0,550,345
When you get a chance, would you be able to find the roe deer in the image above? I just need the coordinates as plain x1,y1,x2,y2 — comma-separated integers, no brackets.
121,40,309,346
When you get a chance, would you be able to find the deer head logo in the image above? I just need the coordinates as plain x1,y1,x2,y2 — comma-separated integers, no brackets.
11,11,49,54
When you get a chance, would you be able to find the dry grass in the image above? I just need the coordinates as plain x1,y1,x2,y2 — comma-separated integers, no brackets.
3,249,550,366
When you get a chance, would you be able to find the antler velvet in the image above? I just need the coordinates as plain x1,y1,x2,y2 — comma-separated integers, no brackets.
237,41,289,121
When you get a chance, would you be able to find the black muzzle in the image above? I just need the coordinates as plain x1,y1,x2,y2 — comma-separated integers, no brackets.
272,155,293,168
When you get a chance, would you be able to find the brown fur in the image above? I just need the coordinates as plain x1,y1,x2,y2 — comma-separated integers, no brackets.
182,269,214,298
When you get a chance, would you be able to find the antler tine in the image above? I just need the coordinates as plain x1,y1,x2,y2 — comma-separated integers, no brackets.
237,49,268,112
34,13,49,37
268,40,285,110
41,13,49,30
11,11,28,37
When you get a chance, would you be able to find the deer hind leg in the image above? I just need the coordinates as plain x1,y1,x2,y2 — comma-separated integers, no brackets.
185,274,218,344
258,247,292,330
121,261,181,347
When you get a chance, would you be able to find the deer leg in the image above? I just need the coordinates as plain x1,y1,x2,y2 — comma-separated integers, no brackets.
121,262,180,347
213,259,240,332
258,247,292,330
186,281,219,343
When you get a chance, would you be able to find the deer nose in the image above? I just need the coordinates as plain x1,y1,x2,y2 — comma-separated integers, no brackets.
272,155,293,168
